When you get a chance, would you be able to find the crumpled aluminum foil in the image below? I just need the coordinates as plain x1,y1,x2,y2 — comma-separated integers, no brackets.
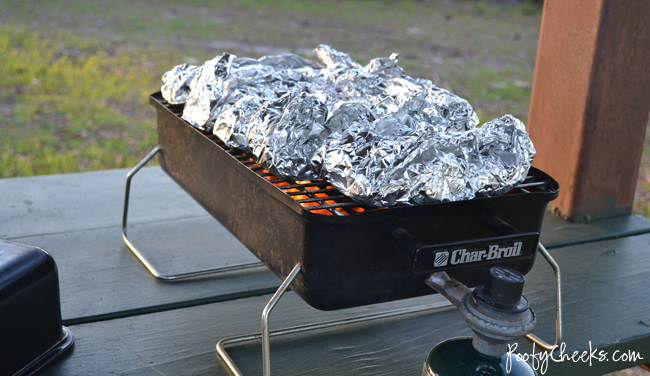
161,63,198,105
160,45,535,206
320,114,534,206
182,53,236,129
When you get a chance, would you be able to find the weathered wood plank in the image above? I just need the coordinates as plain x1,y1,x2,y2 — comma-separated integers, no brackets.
540,213,650,248
12,216,279,325
14,210,650,325
4,168,650,327
41,294,454,376
0,167,205,239
41,234,650,376
517,233,650,375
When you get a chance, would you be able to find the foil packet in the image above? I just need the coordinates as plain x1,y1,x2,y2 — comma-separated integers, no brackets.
319,114,534,206
160,45,535,206
161,63,198,105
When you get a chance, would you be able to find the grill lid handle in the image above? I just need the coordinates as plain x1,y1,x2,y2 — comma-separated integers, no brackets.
480,214,522,236
391,224,539,275
391,228,422,259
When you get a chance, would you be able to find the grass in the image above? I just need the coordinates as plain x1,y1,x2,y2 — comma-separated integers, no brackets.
0,0,648,223
0,27,186,176
0,0,543,178
633,122,650,217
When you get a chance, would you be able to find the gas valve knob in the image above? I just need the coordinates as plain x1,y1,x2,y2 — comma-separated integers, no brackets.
472,266,529,313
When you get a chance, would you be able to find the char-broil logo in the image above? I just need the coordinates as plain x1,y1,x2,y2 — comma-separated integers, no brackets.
434,251,449,267
433,241,523,268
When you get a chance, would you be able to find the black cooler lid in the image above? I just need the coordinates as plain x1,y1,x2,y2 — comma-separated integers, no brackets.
0,240,74,376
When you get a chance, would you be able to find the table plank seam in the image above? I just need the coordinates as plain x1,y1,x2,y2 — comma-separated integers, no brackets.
62,286,281,326
4,214,213,241
543,227,650,249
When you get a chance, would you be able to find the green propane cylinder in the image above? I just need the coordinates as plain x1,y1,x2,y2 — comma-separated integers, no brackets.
422,337,537,376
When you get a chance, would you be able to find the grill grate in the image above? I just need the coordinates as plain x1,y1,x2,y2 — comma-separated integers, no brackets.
207,133,369,216
162,100,550,216
164,102,370,216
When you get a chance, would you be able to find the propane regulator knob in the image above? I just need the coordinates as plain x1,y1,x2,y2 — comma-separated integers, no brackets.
472,266,529,313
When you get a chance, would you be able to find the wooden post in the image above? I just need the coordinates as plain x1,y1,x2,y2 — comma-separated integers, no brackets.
527,0,650,221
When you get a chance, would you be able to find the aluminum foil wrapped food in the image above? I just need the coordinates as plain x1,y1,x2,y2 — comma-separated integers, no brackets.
161,63,198,105
319,114,534,206
160,45,535,206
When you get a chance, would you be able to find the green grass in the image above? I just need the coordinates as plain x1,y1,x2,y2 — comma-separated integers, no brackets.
0,0,545,179
0,27,187,177
448,65,534,125
0,25,533,178
632,122,650,217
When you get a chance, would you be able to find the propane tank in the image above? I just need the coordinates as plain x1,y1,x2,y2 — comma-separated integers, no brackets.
422,337,537,376
423,266,538,376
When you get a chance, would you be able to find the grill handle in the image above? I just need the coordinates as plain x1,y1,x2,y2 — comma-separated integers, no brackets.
391,215,525,260
391,218,539,275
391,228,422,260
480,213,522,236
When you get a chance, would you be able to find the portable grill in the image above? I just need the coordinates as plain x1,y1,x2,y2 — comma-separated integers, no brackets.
122,92,562,375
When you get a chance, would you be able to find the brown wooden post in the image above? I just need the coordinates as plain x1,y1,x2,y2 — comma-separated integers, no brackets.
528,0,650,221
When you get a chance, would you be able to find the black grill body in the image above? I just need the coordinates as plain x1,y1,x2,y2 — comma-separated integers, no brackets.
150,93,559,311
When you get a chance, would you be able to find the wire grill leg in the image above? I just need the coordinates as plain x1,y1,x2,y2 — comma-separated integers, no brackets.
215,243,563,374
122,145,264,281
216,290,454,375
524,243,563,351
261,264,302,376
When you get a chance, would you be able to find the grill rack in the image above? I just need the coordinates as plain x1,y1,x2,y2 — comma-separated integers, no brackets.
208,135,364,216
162,100,549,216
163,102,370,216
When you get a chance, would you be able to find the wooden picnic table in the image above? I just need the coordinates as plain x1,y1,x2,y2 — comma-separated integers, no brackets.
2,167,650,375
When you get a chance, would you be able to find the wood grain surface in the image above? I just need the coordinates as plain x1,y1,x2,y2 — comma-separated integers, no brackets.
0,167,204,239
40,234,650,376
13,218,279,325
3,167,650,329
